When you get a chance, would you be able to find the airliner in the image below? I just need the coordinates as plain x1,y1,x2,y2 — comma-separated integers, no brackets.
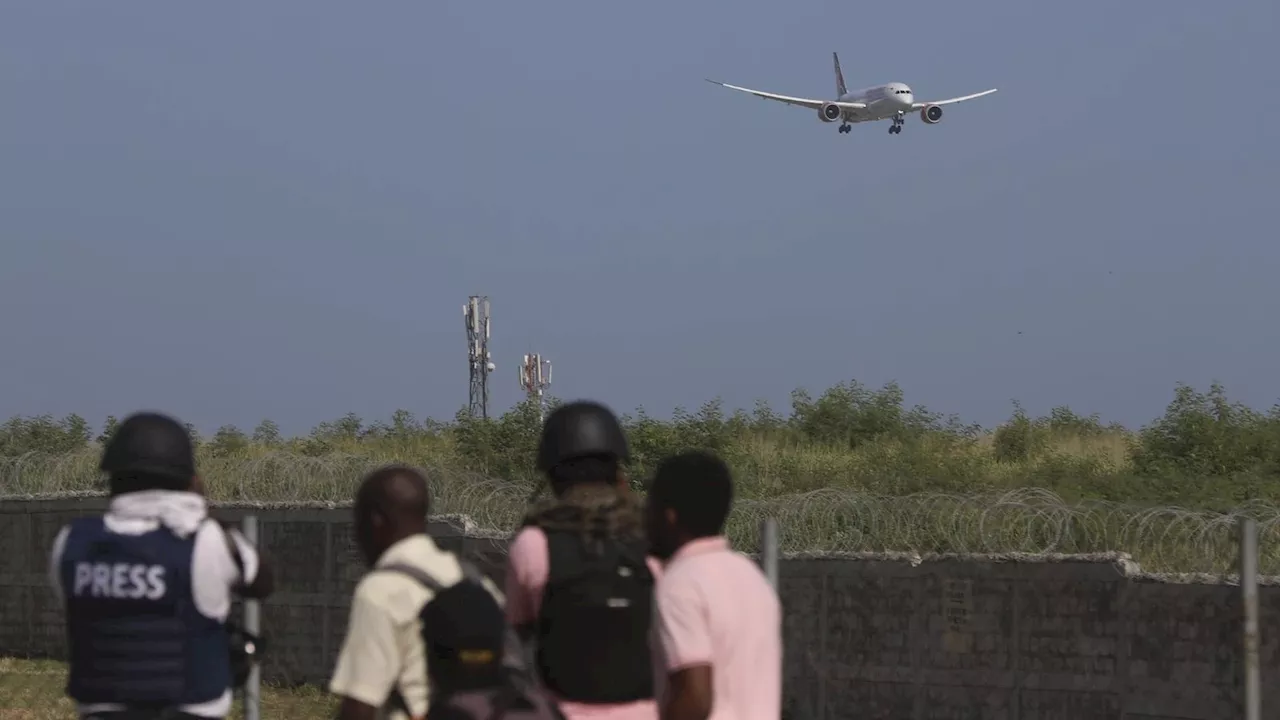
706,52,997,136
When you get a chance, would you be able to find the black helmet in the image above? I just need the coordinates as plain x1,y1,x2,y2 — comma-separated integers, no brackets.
536,400,630,472
100,411,196,481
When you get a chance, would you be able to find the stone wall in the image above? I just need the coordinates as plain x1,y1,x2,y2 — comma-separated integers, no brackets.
2,497,1278,719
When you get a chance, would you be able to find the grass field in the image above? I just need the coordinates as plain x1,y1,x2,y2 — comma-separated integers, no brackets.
0,658,335,719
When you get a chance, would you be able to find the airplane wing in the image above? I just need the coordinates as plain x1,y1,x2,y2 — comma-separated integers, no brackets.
911,88,997,109
705,79,866,111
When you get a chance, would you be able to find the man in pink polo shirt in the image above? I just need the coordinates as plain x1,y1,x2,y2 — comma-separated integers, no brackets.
646,451,782,720
504,400,661,720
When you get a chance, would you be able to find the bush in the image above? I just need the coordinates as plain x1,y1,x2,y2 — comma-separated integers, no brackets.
4,379,1280,509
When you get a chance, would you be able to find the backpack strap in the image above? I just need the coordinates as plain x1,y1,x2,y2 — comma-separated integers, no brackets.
379,562,449,593
380,559,489,591
214,519,247,591
459,560,488,585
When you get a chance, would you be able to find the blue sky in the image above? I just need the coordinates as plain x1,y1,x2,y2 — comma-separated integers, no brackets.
1,0,1276,435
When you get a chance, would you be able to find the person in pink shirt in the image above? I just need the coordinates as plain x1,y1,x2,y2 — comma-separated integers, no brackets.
646,451,782,720
504,400,661,720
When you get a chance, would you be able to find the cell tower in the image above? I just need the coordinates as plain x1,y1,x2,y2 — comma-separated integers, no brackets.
518,353,553,423
464,296,493,419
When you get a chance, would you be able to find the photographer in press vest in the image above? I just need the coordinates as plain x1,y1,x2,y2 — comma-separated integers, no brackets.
49,411,274,720
503,401,661,720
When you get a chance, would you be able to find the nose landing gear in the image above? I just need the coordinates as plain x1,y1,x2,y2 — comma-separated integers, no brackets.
888,110,905,135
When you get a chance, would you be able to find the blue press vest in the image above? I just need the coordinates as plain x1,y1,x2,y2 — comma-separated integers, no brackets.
59,516,232,706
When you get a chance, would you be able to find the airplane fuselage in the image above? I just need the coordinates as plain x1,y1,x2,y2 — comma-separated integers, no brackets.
838,82,915,122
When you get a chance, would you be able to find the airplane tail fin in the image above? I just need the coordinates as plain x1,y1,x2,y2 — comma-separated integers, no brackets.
832,51,848,97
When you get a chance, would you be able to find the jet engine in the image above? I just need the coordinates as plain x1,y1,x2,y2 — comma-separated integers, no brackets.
818,102,842,123
920,104,943,124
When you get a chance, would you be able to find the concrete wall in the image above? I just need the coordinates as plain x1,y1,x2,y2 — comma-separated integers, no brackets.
2,497,1278,720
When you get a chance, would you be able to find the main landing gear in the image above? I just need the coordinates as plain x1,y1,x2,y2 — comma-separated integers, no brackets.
888,113,905,135
838,123,851,134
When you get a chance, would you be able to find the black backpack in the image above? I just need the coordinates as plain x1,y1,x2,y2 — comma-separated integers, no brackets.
381,561,565,720
534,530,655,704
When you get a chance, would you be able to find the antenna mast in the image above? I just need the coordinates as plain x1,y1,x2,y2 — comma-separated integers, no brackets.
518,353,553,423
464,296,493,420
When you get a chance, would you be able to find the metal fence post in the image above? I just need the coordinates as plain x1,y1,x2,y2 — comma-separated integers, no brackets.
760,517,779,591
1241,516,1260,720
243,515,262,720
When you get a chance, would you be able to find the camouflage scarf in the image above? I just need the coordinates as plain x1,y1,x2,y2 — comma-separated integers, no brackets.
521,481,646,544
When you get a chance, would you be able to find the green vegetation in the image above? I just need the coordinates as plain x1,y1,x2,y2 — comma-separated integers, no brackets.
3,380,1279,573
4,380,1280,506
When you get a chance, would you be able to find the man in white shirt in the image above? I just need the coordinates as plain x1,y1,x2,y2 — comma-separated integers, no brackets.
329,465,504,720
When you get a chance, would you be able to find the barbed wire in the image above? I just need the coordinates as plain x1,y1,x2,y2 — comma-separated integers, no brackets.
4,452,1279,574
725,488,1280,575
